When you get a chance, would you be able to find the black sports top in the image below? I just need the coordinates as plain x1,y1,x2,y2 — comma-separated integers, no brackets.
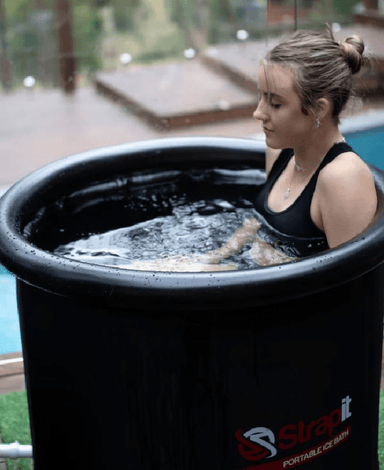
254,142,355,257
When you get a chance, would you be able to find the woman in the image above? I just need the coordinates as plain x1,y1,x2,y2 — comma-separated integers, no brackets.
123,26,378,272
204,26,377,266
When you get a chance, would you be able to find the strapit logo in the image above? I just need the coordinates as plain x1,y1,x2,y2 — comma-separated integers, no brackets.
235,396,352,469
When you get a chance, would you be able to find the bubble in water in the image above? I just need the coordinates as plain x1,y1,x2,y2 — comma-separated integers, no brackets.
236,30,249,41
23,76,35,88
184,48,196,59
120,53,132,65
331,22,341,33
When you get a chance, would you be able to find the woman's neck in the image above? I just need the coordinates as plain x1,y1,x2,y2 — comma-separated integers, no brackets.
293,123,344,170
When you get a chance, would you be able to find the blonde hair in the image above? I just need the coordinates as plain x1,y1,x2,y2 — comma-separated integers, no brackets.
265,26,365,125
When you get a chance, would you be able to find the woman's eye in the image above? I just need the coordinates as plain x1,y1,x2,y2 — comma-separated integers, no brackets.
256,92,281,109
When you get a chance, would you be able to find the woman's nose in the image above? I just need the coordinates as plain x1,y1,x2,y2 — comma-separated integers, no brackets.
253,100,267,122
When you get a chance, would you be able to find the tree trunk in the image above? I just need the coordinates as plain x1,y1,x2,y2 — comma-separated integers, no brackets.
55,0,75,93
363,0,378,9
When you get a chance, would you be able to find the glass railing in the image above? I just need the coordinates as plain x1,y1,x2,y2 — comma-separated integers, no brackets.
0,0,355,94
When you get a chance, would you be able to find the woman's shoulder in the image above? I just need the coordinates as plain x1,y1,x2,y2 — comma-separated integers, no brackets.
318,151,374,187
316,150,377,248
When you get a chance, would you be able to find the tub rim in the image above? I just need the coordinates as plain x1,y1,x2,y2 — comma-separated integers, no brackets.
0,136,384,309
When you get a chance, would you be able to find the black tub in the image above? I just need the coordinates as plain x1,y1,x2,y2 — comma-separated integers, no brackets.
0,137,383,470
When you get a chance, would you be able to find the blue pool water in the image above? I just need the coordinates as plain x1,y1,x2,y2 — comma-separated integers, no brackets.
345,126,384,169
0,264,21,355
1,125,384,355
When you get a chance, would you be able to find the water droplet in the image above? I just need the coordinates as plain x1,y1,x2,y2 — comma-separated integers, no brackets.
119,53,132,65
23,76,35,88
184,48,196,59
236,29,249,41
217,100,230,111
206,47,218,58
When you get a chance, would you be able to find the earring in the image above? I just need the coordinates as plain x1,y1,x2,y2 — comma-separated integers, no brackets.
315,117,321,128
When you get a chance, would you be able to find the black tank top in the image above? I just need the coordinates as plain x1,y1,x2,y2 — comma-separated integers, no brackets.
254,142,355,257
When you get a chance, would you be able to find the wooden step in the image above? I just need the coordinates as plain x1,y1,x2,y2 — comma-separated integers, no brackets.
201,38,280,94
94,58,258,130
202,27,384,98
95,26,384,131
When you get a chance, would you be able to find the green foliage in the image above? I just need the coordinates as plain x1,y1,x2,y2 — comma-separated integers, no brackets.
113,8,135,31
168,0,199,26
332,0,360,16
168,0,233,30
73,4,103,74
0,391,32,470
0,0,351,90
379,390,384,469
1,0,102,86
1,390,384,469
112,0,140,31
4,0,32,24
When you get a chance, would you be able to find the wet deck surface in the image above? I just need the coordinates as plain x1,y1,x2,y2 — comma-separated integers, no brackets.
1,23,384,187
201,25,384,81
0,87,262,187
95,60,258,129
94,24,384,131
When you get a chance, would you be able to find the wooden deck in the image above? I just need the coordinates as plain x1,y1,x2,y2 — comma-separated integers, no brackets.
95,59,258,130
95,24,384,130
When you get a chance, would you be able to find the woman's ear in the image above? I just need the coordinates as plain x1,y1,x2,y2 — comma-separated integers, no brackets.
316,98,333,120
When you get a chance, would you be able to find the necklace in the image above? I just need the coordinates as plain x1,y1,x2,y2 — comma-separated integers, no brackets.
283,137,346,200
294,161,314,172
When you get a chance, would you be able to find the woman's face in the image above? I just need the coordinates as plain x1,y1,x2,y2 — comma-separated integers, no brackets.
253,63,313,149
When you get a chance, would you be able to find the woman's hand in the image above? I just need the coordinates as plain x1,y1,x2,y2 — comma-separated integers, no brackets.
249,236,296,266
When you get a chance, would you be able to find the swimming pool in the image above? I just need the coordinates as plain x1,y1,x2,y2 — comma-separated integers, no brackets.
0,264,20,355
1,120,384,355
344,126,384,169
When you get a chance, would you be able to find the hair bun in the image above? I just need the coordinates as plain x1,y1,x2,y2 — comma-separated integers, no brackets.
341,36,365,74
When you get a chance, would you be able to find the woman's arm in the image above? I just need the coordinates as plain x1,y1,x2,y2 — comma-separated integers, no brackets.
203,217,261,263
203,146,283,264
203,216,296,266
